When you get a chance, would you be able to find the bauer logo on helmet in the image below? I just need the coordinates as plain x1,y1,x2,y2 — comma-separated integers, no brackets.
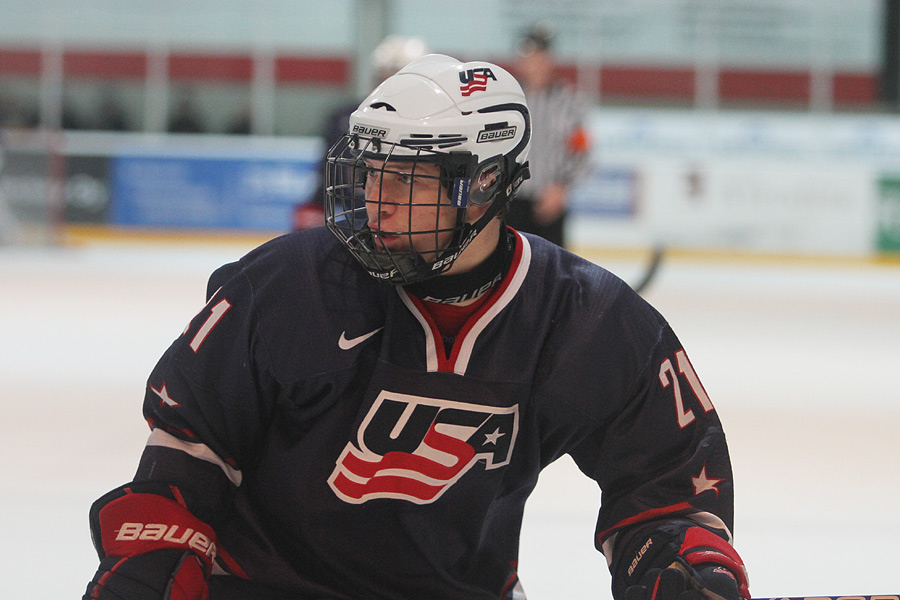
352,123,389,138
477,126,517,143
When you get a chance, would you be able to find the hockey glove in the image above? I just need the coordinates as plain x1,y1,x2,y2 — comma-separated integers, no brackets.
83,482,218,600
615,523,750,600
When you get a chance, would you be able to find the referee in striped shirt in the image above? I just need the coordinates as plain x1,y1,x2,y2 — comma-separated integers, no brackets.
506,25,591,248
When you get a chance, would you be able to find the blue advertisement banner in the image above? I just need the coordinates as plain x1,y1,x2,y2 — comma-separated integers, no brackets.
111,150,320,231
569,166,640,217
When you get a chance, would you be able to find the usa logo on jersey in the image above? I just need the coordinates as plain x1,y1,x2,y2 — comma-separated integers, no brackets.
328,391,519,504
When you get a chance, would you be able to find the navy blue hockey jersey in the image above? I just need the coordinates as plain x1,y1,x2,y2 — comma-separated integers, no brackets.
134,227,735,599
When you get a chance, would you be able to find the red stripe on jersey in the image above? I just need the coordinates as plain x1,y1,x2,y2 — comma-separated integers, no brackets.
340,425,475,481
332,470,445,502
596,501,696,543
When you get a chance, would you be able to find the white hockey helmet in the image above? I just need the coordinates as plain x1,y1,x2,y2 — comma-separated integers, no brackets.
325,54,531,284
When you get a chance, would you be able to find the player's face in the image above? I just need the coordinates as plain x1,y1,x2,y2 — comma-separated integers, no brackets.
363,160,457,259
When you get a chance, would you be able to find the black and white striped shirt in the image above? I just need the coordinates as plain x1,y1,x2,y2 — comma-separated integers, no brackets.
518,82,590,200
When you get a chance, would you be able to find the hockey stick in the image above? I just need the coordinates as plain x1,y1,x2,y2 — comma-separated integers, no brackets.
752,596,899,600
631,244,665,295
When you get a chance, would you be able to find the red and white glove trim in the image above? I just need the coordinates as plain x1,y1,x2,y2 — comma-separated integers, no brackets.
679,527,750,599
97,488,218,572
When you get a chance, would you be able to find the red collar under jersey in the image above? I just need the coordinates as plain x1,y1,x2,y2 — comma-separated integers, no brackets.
399,230,531,375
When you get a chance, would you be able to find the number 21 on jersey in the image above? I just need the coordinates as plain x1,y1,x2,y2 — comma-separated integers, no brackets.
183,291,232,353
658,349,714,429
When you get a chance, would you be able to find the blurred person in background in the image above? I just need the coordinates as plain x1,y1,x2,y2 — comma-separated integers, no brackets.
168,92,207,134
226,105,252,135
0,137,22,245
95,88,132,132
292,35,431,231
61,94,89,130
506,24,590,248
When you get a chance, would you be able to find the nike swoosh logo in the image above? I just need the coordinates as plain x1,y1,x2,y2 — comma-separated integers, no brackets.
338,327,384,350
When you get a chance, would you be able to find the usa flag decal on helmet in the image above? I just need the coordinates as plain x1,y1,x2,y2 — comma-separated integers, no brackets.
328,391,519,504
458,67,497,96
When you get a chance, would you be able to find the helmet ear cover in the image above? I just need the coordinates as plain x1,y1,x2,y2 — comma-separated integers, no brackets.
468,157,505,206
436,153,511,208
439,152,506,208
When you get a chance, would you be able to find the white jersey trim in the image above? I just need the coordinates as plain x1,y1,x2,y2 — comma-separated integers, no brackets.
399,291,440,371
146,428,243,487
453,232,531,374
400,231,532,375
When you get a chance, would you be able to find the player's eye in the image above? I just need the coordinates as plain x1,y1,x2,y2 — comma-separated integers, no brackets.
355,166,378,187
397,173,414,185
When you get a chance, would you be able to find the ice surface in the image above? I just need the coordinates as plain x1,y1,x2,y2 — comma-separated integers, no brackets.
2,240,898,598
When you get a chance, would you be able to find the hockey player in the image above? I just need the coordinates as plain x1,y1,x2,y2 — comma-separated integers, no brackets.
83,55,750,600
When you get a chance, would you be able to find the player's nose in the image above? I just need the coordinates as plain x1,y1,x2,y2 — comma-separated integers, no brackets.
364,180,396,219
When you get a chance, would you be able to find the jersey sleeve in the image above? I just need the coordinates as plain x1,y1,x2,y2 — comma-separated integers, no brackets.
134,259,278,521
563,288,736,573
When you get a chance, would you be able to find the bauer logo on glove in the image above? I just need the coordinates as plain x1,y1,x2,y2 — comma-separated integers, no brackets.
115,522,217,561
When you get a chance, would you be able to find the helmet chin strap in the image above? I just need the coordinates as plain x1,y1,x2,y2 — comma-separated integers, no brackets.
353,229,431,284
405,226,514,304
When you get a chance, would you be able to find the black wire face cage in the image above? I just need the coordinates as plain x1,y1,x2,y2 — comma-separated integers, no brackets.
324,133,479,285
